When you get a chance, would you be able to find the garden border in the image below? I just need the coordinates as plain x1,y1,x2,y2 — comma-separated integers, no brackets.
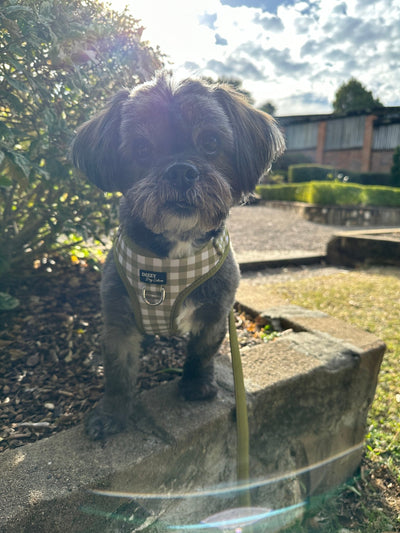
261,200,400,226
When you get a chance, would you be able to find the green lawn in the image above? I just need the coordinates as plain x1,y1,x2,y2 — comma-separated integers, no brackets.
264,266,400,531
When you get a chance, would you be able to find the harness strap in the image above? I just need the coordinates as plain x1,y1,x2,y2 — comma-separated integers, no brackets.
113,227,230,336
229,308,251,508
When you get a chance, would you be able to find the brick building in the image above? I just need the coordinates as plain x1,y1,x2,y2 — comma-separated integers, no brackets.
277,107,400,173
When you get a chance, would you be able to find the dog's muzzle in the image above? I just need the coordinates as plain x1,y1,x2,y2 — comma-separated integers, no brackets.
163,162,199,192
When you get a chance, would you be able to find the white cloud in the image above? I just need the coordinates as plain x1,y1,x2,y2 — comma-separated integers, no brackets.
253,13,284,32
109,0,400,115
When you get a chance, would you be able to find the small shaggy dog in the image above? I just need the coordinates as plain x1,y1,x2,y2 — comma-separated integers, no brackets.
72,73,285,440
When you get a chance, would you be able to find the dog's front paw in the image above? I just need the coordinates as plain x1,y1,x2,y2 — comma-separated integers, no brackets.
85,402,128,441
179,378,218,401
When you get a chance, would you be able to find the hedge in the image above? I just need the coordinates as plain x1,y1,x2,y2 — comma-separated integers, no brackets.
288,164,335,183
392,146,400,187
256,181,400,207
288,164,393,187
353,172,393,187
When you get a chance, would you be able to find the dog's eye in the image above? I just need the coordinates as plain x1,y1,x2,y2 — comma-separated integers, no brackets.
133,139,153,162
197,131,219,155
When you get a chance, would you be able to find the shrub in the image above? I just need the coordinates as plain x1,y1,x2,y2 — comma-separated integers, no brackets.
288,164,335,183
0,0,163,281
391,146,400,187
362,185,400,207
255,183,299,202
348,172,392,187
256,181,400,207
271,151,313,172
287,165,392,187
259,170,288,184
307,182,364,205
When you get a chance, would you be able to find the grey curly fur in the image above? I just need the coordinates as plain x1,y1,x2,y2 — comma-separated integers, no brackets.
72,73,285,440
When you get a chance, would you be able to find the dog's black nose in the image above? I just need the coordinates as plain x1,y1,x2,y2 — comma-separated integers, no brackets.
163,163,199,190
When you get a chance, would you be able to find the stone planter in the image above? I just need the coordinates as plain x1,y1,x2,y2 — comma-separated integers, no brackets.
0,305,385,533
327,228,400,267
265,200,400,227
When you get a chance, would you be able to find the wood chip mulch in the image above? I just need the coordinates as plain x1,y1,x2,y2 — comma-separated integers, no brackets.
0,256,266,453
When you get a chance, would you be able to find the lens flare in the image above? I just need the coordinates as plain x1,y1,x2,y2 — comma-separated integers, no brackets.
89,441,363,501
168,502,306,531
83,442,363,531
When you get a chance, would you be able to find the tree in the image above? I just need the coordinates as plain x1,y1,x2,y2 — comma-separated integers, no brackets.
201,76,254,104
0,0,163,281
221,78,254,104
391,146,400,187
332,78,384,114
259,101,276,115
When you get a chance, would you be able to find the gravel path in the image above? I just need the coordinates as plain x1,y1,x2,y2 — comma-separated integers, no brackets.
227,204,353,285
227,204,343,261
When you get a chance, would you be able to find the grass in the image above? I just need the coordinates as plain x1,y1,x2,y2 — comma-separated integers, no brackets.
259,266,400,531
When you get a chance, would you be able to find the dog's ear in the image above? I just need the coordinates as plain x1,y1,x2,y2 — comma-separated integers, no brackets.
213,86,285,196
71,89,130,191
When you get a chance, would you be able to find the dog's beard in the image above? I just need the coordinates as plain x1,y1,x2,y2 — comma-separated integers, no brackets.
126,169,233,239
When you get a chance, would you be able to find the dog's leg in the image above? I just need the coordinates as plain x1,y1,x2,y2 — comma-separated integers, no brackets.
85,325,142,440
179,314,227,401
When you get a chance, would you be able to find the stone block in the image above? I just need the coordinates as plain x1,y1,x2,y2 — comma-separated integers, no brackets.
327,229,400,267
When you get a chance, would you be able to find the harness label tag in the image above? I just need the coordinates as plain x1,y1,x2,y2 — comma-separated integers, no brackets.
140,269,167,285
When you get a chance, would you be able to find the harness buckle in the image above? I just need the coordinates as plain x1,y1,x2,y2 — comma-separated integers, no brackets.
142,287,166,306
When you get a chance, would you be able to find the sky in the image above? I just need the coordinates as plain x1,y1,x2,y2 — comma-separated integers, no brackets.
109,0,400,116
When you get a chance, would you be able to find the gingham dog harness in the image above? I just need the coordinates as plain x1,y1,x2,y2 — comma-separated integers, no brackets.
113,227,230,336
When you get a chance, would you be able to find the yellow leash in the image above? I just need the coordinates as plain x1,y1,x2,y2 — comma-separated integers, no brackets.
229,308,251,508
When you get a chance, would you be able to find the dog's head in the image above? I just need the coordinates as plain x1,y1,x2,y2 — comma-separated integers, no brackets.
72,73,285,238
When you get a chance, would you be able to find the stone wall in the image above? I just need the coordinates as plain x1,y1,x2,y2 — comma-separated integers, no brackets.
0,305,385,533
327,230,400,267
266,201,400,226
322,148,364,172
285,147,396,174
371,150,395,173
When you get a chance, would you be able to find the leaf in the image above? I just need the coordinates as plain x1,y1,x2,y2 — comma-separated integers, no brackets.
6,76,30,94
0,122,14,143
0,152,31,189
3,5,34,18
0,175,12,188
0,292,20,311
7,44,27,58
8,151,31,180
29,139,42,160
3,91,25,112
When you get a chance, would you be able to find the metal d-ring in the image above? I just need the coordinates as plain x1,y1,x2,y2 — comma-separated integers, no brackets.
142,287,166,306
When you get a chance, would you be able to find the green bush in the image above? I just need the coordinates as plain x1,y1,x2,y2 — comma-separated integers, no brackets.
256,181,400,207
271,151,313,172
351,172,393,187
259,170,288,184
0,0,163,280
307,182,364,205
288,164,335,183
287,164,392,187
286,181,363,205
391,146,400,187
255,183,300,202
362,185,400,207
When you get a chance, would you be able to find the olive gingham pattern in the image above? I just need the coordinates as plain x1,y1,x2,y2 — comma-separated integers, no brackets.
114,227,230,336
